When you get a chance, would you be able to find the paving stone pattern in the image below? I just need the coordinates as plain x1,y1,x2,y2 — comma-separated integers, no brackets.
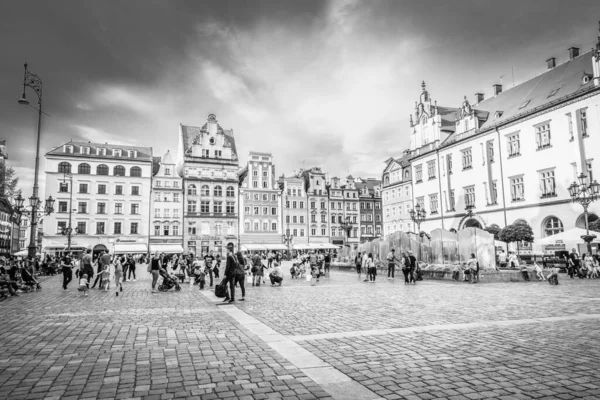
2,265,600,399
0,277,332,400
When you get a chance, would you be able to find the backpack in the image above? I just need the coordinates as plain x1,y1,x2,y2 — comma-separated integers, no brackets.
215,282,227,298
234,258,245,275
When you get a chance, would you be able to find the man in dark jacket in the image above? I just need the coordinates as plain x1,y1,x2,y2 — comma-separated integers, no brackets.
222,244,237,303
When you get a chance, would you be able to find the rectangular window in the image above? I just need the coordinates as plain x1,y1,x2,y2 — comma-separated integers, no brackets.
154,208,161,218
115,203,123,214
311,201,316,209
292,201,297,209
244,206,250,215
299,201,304,209
164,209,170,218
154,225,161,236
78,202,87,214
188,226,196,235
131,186,139,196
130,222,139,234
163,225,170,236
311,215,316,223
262,182,268,188
214,201,223,213
567,113,574,141
200,201,210,213
300,216,304,224
510,176,524,201
262,207,268,215
535,123,551,149
487,141,494,163
187,200,196,213
77,222,87,234
57,221,67,234
173,193,179,202
173,225,179,236
447,154,453,175
114,222,122,235
271,207,277,215
292,216,298,224
174,209,179,218
98,184,106,194
300,229,305,237
507,133,520,157
321,215,326,223
449,190,455,211
286,215,290,223
293,229,298,236
96,222,105,235
115,185,123,195
461,148,472,170
253,206,259,215
415,165,422,182
320,202,325,209
427,161,436,180
540,170,556,197
59,182,69,193
580,109,588,137
226,202,235,214
416,197,425,210
58,201,68,213
331,215,335,223
97,202,106,214
215,150,222,158
464,186,475,207
79,183,88,194
131,204,139,214
202,149,209,157
491,181,498,204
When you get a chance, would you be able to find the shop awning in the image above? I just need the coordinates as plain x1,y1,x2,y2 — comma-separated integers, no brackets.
149,244,184,254
292,244,312,250
113,243,148,254
313,243,340,249
241,244,268,251
264,244,288,250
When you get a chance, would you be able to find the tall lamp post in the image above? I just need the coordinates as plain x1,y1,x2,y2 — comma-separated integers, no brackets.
282,195,294,260
568,173,599,253
14,194,55,261
409,203,426,234
60,172,78,253
340,216,353,247
18,63,45,260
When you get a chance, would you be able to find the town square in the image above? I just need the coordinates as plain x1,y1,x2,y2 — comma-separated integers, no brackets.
2,1,600,399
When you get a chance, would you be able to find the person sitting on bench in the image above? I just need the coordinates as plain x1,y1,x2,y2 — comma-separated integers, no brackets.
269,262,283,286
0,267,19,296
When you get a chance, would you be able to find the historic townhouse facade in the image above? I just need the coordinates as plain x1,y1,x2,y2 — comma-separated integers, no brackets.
357,178,383,242
305,167,329,243
281,175,308,244
410,43,600,252
43,141,153,255
239,151,282,247
328,176,359,246
177,114,239,256
382,154,414,236
150,150,184,254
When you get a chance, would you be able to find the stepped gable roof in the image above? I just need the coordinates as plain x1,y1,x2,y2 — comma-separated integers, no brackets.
45,141,152,161
475,50,594,132
180,123,238,158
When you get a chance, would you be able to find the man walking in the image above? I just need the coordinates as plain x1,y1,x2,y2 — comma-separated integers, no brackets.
204,252,215,287
386,248,398,280
91,250,111,289
61,252,74,291
252,251,262,286
80,249,95,288
408,250,417,284
568,248,580,279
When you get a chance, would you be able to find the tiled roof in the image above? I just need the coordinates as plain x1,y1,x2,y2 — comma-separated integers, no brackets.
441,50,595,147
152,157,161,176
45,141,152,161
356,178,382,196
437,106,459,132
180,123,238,159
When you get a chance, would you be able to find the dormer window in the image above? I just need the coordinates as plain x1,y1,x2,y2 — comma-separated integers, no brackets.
494,111,504,119
113,149,122,157
96,147,106,156
547,88,560,98
64,145,73,153
582,74,592,84
202,149,209,157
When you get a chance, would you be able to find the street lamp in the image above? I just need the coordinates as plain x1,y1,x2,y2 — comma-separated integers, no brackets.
18,62,45,261
568,173,600,253
282,195,294,260
61,173,77,254
409,203,426,233
13,193,55,260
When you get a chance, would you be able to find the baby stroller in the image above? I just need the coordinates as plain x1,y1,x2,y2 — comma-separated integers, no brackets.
158,269,181,292
18,268,41,292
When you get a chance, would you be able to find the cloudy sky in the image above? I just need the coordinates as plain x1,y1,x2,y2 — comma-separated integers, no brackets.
1,0,600,197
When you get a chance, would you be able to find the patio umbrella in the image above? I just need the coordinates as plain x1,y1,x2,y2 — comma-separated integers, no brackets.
538,227,600,245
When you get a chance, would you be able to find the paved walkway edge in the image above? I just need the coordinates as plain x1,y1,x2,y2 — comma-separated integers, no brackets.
199,290,383,400
287,313,600,342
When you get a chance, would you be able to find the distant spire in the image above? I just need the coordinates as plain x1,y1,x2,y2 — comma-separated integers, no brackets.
421,80,426,92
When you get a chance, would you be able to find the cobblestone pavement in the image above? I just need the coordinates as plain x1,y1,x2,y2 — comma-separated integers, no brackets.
1,265,600,399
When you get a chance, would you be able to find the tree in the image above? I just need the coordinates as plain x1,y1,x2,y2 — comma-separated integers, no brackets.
499,221,534,255
484,225,501,240
590,219,600,233
0,165,20,199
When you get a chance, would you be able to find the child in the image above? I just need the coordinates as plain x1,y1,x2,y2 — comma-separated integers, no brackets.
101,265,111,291
78,274,89,296
547,267,559,285
451,264,460,281
533,262,545,281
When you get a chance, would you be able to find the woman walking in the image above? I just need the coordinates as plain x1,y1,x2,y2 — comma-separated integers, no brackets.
355,252,362,277
401,252,411,284
366,253,376,282
114,256,123,296
150,253,162,293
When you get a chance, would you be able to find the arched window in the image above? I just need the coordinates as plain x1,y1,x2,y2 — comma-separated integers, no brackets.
543,216,564,237
201,185,210,196
78,163,91,174
384,175,390,185
97,164,109,175
113,165,125,176
187,184,197,195
214,185,222,197
130,167,142,177
58,162,71,174
226,186,235,197
404,170,409,179
245,222,250,231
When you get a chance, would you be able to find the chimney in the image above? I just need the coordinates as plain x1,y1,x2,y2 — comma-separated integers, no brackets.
568,47,580,60
474,93,484,103
493,84,502,96
546,57,556,69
